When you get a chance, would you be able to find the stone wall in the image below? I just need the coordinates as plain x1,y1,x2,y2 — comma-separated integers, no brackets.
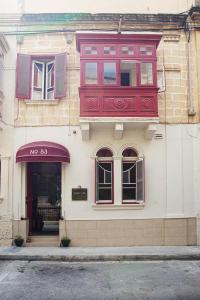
0,220,12,246
15,25,198,127
59,218,197,246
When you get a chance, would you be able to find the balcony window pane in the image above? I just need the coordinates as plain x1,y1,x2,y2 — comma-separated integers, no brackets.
103,62,116,85
140,46,153,56
104,46,116,55
141,62,153,85
85,62,97,84
121,46,134,55
120,61,136,87
84,46,97,55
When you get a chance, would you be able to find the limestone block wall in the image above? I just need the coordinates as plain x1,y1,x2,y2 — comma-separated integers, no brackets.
59,218,197,246
15,34,80,127
157,32,199,124
15,26,199,127
0,220,12,246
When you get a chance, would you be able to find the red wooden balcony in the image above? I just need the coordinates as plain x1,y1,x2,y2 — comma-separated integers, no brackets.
79,86,158,117
76,33,161,120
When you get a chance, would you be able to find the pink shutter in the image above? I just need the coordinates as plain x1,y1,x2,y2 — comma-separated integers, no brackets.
16,54,31,99
54,52,67,99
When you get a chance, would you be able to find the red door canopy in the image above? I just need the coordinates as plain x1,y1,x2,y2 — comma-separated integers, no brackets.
16,141,70,163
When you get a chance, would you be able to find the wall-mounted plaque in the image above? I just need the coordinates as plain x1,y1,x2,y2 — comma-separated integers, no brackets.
72,188,87,201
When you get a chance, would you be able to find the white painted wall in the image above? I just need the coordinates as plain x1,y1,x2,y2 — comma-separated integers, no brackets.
13,123,196,221
0,34,17,219
0,0,194,14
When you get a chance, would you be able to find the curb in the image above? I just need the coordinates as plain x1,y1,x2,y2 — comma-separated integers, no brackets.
1,254,200,262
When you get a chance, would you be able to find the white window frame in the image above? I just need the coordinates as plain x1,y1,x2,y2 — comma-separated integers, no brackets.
31,59,55,100
122,156,144,204
96,157,113,204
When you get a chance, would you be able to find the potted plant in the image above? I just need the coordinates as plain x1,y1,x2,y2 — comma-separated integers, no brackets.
14,235,24,247
60,236,71,247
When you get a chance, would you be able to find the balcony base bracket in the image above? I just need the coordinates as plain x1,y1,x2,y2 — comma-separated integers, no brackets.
114,123,124,140
145,124,157,140
80,123,90,141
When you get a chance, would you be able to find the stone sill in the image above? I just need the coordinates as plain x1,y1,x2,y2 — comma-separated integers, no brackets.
24,100,59,106
92,203,145,210
80,117,159,124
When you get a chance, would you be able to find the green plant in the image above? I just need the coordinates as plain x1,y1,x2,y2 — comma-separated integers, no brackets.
60,236,71,247
14,235,24,247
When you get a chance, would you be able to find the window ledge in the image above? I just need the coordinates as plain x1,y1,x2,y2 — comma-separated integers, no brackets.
24,100,60,106
92,203,145,210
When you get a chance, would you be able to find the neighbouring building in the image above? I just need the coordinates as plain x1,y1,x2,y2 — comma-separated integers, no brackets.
1,4,200,246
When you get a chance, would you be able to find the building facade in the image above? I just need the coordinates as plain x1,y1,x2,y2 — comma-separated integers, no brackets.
0,6,200,246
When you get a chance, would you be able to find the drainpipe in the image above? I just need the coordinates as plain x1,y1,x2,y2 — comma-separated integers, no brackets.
118,16,122,34
185,16,196,117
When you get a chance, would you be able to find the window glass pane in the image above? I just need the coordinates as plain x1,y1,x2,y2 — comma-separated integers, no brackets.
140,46,153,56
96,148,113,157
33,62,43,89
120,61,136,86
85,62,97,84
121,46,134,55
84,46,97,55
46,63,54,99
104,46,116,55
105,170,111,183
98,165,104,183
130,164,136,183
103,62,116,85
123,162,136,184
101,162,111,172
141,63,153,85
123,171,129,183
122,148,138,157
32,61,44,100
96,162,112,202
122,162,136,201
123,187,136,200
98,189,112,201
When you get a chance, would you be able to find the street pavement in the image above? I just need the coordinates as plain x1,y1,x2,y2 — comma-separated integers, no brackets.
0,260,200,300
0,246,200,261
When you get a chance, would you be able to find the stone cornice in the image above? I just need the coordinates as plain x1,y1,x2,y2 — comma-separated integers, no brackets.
0,14,21,25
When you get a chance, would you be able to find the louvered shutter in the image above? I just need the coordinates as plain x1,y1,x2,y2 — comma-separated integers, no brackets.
54,52,67,99
136,159,145,201
16,54,31,99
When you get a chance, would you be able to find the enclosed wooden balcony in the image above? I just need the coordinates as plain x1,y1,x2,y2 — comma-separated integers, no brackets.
76,33,162,140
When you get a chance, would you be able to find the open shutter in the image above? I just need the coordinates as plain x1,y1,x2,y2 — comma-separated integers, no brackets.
136,158,144,201
54,52,67,99
16,54,31,99
95,159,99,203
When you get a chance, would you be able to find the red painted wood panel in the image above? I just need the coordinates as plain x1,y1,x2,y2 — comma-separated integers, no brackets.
80,87,158,117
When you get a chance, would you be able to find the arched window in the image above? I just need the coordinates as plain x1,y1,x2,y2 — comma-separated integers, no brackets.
122,148,144,203
96,148,113,203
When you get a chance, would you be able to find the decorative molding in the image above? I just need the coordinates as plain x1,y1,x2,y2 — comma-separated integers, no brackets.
92,203,145,210
80,122,90,141
163,34,180,42
79,116,159,124
25,100,60,106
145,124,157,140
114,123,124,140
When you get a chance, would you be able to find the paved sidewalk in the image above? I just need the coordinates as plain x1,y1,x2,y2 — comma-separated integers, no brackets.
0,246,200,261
